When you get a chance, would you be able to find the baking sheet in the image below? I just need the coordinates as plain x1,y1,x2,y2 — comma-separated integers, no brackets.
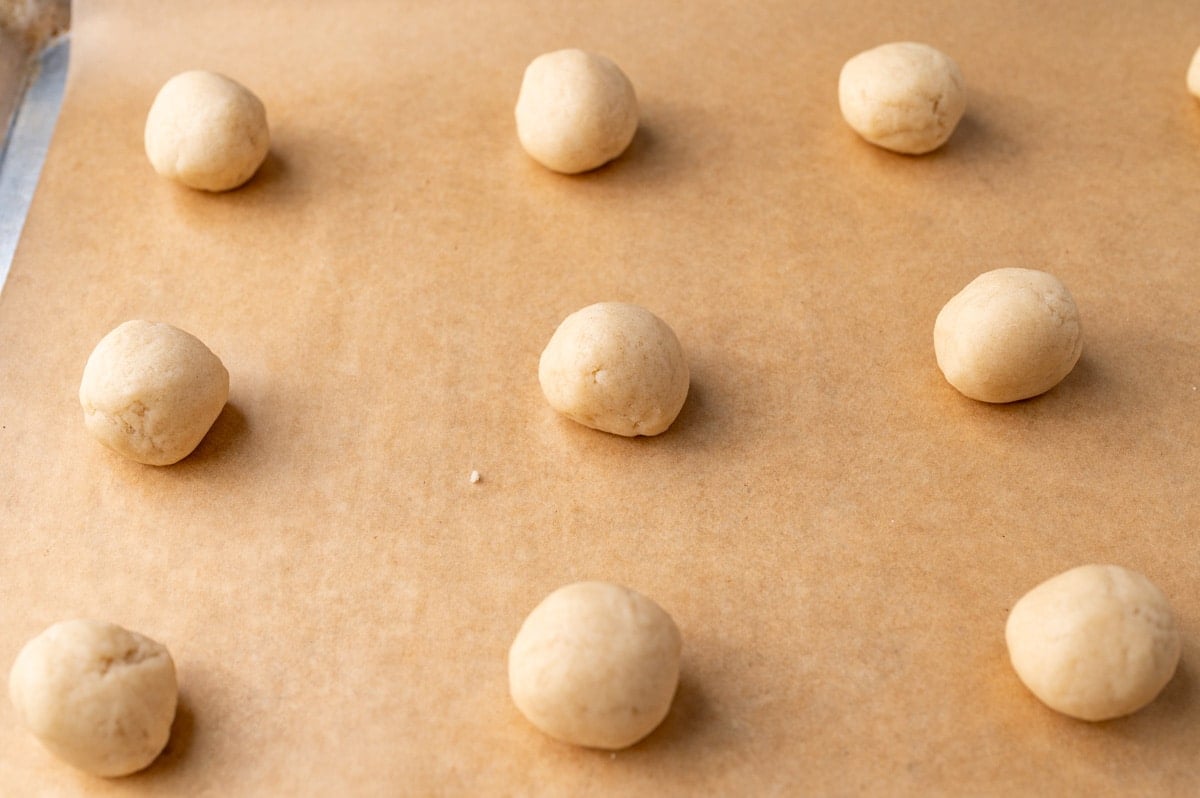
0,33,69,286
1,1,1198,795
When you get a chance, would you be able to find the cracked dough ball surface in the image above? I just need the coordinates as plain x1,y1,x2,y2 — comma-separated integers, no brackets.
838,42,966,154
538,302,689,436
934,268,1082,403
515,49,638,174
144,70,270,191
508,582,682,749
9,619,178,777
79,320,229,465
1189,46,1200,99
1006,565,1180,721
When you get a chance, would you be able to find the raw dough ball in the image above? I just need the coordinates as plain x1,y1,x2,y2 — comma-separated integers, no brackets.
144,70,270,191
1189,47,1200,99
9,619,178,777
538,302,689,436
79,320,229,465
515,49,639,174
508,581,682,749
838,42,966,154
934,268,1082,403
1006,565,1180,721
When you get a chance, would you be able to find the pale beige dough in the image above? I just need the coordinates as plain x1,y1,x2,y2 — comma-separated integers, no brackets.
79,320,229,465
1006,565,1180,721
538,302,689,436
934,268,1082,403
515,49,639,174
838,42,966,154
144,70,270,191
9,620,178,777
508,581,682,749
1189,46,1200,99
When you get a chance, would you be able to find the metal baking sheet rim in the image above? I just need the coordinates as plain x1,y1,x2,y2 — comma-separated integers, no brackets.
0,34,70,293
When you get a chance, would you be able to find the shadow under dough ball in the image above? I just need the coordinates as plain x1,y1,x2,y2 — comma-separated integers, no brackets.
79,320,229,465
144,70,270,191
9,619,178,777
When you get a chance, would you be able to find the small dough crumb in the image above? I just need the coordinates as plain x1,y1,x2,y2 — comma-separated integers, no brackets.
1189,46,1200,99
8,619,178,777
515,49,639,174
838,42,966,154
79,320,230,465
508,582,681,749
469,470,481,484
934,268,1082,403
538,302,689,437
144,70,270,191
1006,565,1180,721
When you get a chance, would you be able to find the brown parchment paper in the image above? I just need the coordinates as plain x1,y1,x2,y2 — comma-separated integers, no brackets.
1,1,1199,795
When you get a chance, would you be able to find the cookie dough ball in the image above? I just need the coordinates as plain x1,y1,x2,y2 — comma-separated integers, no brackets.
144,70,270,191
1189,47,1200,99
934,268,1082,403
515,49,639,174
79,320,229,465
838,42,966,154
538,302,689,436
508,582,682,749
1006,565,1180,721
9,620,178,777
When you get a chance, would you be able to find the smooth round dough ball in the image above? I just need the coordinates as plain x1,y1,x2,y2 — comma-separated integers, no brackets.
9,620,178,777
838,42,966,154
1189,46,1200,99
515,49,639,174
79,320,229,466
508,581,682,749
934,268,1082,403
1006,565,1180,721
144,70,270,191
538,302,689,436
